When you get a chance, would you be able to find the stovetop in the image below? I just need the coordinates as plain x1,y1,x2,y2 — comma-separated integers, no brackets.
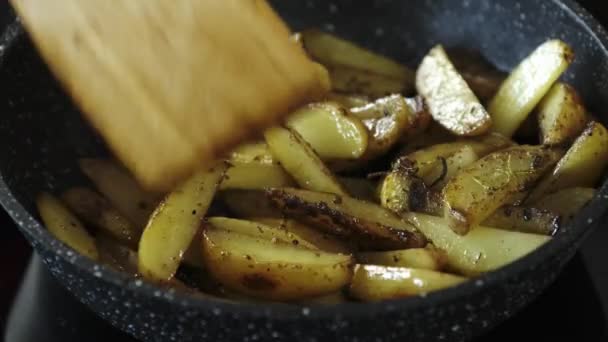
2,1,608,341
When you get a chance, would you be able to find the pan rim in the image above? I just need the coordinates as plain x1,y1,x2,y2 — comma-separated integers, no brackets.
1,0,607,321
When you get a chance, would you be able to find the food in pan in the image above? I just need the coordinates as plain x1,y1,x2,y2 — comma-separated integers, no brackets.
36,30,608,303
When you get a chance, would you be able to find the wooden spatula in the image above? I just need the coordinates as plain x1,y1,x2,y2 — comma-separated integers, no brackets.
11,0,330,191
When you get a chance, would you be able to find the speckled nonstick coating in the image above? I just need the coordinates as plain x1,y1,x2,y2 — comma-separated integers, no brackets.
1,1,607,341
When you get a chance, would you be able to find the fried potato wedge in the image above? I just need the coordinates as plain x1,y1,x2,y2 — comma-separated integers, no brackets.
527,122,608,202
207,217,321,251
264,127,347,195
37,193,98,260
482,206,560,236
328,66,409,98
228,141,275,165
538,83,588,145
416,45,491,136
405,213,550,276
287,102,368,159
62,187,140,247
301,29,414,82
96,234,138,275
221,162,294,190
357,247,447,271
220,190,283,218
138,163,226,281
251,217,350,254
266,187,426,250
201,228,353,300
534,187,595,223
379,170,430,215
422,145,479,189
489,40,574,137
79,159,160,228
398,134,512,178
443,145,563,234
349,265,466,301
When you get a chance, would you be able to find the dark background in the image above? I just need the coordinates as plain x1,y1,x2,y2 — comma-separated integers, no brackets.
1,0,608,341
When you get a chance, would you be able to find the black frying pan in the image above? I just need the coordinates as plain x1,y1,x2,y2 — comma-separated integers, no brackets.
1,1,608,341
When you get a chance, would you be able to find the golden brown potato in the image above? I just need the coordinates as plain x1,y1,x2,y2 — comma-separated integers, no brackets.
79,159,161,228
349,265,466,301
533,187,596,223
329,66,409,98
138,163,226,281
37,193,99,260
62,187,140,247
489,40,574,137
266,187,426,250
201,228,354,300
326,93,370,108
301,29,415,88
378,169,430,215
251,217,350,254
220,190,283,218
357,247,447,271
264,127,347,195
221,162,294,190
537,83,588,145
207,217,321,251
228,141,275,165
482,206,560,235
286,102,368,159
527,122,608,202
405,213,550,276
443,145,563,234
416,45,491,136
422,145,479,189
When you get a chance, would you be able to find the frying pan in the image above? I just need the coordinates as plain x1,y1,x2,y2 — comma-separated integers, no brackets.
1,0,607,341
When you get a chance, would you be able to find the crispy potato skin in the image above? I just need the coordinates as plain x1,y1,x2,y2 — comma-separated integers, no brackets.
266,187,426,251
482,206,560,236
443,145,563,234
538,83,588,145
533,187,595,223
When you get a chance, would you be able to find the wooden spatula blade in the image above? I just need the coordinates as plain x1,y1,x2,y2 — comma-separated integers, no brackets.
11,0,329,190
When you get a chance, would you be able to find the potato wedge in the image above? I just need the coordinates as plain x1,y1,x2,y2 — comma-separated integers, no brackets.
286,102,368,159
337,177,377,202
448,48,506,102
405,213,550,276
538,83,588,145
220,190,283,218
228,141,275,165
416,45,491,136
36,193,99,260
221,162,294,190
62,187,140,246
138,163,226,281
379,169,430,215
482,206,559,236
301,29,414,82
422,145,479,189
251,217,350,254
527,122,608,202
534,187,595,222
329,66,408,98
79,159,160,227
357,247,447,271
444,145,563,234
264,127,347,195
397,123,456,155
207,217,321,251
327,93,370,108
489,40,574,137
398,134,512,178
349,265,466,301
96,234,138,275
201,228,353,300
266,188,426,250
